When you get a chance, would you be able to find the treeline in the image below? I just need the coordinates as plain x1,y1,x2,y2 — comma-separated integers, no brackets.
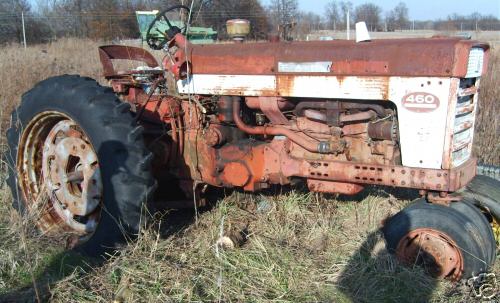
0,0,499,45
269,1,500,39
0,0,141,43
320,1,500,32
0,0,271,44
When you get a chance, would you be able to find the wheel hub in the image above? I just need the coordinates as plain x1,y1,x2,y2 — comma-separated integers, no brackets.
17,112,103,240
396,228,464,281
41,120,102,234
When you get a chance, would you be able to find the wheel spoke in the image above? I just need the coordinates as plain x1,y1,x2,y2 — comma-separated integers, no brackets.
66,170,84,182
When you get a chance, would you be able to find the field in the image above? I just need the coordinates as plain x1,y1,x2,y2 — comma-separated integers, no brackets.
0,34,498,302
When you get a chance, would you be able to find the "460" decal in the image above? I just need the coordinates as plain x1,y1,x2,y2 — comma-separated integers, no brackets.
402,92,440,113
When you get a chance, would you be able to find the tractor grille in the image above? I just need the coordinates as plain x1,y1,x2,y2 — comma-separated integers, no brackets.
450,48,484,167
451,81,478,167
451,101,475,167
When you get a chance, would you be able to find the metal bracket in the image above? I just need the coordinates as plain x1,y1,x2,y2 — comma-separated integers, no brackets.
425,191,462,206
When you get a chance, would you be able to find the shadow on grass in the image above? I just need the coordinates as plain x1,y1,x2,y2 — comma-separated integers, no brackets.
259,181,421,203
335,184,421,202
0,250,94,303
337,212,438,303
0,206,203,303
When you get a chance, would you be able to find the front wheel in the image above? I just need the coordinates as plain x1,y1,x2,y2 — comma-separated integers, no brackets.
5,75,156,256
382,199,494,280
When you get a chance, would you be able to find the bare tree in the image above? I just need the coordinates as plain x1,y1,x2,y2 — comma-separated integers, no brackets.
296,11,323,39
36,0,150,40
0,0,29,44
386,2,409,31
338,1,352,30
0,0,51,44
269,0,298,39
325,1,340,30
353,2,382,31
443,12,500,31
270,0,298,25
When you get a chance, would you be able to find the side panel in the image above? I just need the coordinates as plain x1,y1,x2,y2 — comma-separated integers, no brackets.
388,77,452,169
178,74,390,99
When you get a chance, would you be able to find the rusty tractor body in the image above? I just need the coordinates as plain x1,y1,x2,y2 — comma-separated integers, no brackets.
99,35,488,200
7,6,497,281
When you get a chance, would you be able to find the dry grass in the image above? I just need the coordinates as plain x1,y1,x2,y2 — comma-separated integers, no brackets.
49,192,424,302
0,39,103,135
0,35,498,302
474,45,500,165
1,186,498,302
0,187,473,302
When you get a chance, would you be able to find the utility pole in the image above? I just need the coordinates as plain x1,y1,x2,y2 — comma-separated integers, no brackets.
21,11,27,49
346,9,350,40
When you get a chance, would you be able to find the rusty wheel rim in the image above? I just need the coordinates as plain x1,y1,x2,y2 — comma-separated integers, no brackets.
396,228,464,281
17,112,102,244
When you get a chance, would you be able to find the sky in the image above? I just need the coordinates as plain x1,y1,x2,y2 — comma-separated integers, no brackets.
261,0,500,21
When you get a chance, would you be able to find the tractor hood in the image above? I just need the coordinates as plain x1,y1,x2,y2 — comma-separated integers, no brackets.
188,37,489,78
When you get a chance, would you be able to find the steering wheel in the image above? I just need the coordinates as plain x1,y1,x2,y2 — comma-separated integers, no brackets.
146,5,191,50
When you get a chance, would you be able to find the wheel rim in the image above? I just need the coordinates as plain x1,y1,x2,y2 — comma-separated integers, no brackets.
396,228,464,281
17,112,102,244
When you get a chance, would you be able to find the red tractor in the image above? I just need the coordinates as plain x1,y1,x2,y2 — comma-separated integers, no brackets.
6,5,499,280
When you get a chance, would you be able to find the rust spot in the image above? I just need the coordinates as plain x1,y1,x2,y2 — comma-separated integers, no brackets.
307,179,363,195
336,75,345,86
276,75,295,97
333,60,389,75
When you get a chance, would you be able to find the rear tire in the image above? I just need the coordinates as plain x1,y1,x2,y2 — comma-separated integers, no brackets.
460,175,500,256
383,200,491,280
5,75,156,256
461,175,500,222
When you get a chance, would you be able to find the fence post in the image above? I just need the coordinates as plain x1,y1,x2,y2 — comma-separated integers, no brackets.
346,9,350,40
21,11,27,49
